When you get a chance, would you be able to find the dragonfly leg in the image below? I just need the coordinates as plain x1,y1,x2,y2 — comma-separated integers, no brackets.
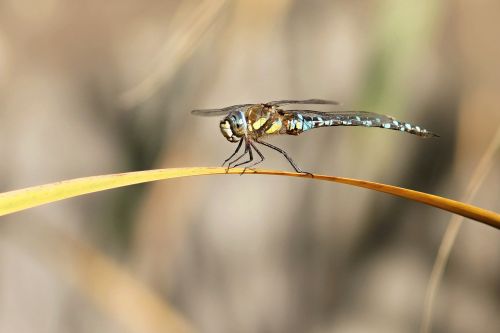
255,139,312,177
227,140,250,170
235,141,265,175
232,143,254,174
247,141,265,168
222,138,244,166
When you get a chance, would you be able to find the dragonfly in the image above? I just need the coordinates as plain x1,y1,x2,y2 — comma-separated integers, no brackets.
191,99,438,173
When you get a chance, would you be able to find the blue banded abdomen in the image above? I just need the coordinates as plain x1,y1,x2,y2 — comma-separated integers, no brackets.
285,112,437,138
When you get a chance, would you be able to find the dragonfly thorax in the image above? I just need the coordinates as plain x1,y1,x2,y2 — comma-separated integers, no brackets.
219,112,247,142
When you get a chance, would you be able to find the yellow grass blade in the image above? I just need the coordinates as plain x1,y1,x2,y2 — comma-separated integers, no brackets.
0,167,499,229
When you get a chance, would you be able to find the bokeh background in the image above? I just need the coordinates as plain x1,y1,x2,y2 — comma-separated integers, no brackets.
0,0,499,332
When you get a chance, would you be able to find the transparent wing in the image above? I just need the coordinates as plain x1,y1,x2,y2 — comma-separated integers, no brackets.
191,109,234,117
191,100,340,116
280,109,395,122
191,104,254,117
266,99,340,106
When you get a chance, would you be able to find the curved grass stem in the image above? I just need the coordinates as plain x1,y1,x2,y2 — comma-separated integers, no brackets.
0,167,499,229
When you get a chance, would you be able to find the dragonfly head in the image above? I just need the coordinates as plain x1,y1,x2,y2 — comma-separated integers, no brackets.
220,112,247,142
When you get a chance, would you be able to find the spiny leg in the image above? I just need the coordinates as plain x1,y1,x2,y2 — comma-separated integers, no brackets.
227,141,250,170
232,142,254,170
255,139,302,172
222,138,243,166
255,139,312,177
235,141,265,175
247,141,265,168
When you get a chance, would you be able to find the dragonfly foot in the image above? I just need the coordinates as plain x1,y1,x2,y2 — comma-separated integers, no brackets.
293,167,314,178
240,167,258,175
301,171,314,178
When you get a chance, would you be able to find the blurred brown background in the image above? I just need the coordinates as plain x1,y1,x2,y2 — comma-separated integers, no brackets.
0,0,499,332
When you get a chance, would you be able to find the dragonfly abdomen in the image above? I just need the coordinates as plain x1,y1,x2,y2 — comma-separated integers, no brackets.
284,113,345,135
285,113,437,138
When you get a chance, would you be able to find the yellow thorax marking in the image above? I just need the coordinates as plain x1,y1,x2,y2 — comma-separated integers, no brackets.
252,117,267,130
265,119,282,134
